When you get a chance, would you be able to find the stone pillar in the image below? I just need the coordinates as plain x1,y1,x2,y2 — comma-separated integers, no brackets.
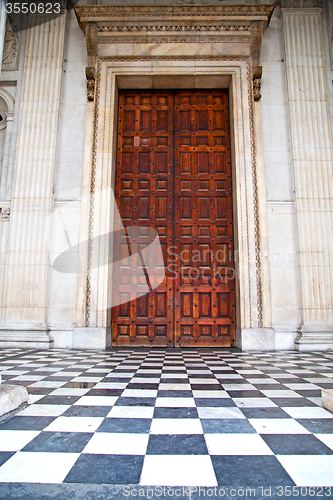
282,6,333,350
0,15,66,348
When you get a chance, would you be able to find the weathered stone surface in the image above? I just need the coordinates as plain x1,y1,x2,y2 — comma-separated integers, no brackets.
322,389,333,414
0,384,28,418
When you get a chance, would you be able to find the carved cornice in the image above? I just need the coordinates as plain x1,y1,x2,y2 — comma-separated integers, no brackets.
75,4,274,26
75,4,274,101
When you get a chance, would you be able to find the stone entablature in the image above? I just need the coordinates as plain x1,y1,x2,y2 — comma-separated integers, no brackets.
75,4,274,101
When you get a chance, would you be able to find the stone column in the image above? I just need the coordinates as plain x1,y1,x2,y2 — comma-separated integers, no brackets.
0,15,66,348
282,6,333,350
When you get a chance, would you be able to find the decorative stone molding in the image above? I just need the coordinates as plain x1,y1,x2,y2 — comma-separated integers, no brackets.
84,22,97,101
75,4,274,102
2,20,19,71
1,208,10,221
281,0,322,7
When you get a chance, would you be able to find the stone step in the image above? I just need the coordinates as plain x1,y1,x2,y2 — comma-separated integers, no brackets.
322,388,333,414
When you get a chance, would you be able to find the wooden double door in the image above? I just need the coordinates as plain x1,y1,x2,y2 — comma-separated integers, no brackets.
112,90,235,347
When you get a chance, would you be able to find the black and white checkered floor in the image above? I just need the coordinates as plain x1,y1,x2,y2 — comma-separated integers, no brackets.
0,348,333,488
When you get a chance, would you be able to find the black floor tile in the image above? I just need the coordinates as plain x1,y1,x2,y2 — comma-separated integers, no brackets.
191,384,223,391
295,389,322,397
62,406,111,417
85,389,123,397
157,390,193,398
126,383,159,390
36,395,81,405
240,407,290,419
0,416,56,430
97,418,151,433
21,431,93,453
211,455,295,486
195,398,236,407
153,407,198,419
64,454,144,484
115,397,156,407
295,418,333,433
0,452,15,467
262,434,333,455
271,398,316,407
147,434,208,455
226,390,264,398
159,378,189,384
26,387,55,395
201,419,256,433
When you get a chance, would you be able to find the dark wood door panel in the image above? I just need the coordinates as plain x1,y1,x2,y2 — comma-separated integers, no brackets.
112,91,174,346
112,90,235,347
174,91,235,347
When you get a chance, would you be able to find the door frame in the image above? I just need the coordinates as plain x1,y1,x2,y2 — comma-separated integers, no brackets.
73,4,275,350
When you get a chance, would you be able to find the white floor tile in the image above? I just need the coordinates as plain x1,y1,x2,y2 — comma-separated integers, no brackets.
121,389,158,398
43,416,104,433
83,433,149,455
249,418,310,434
11,375,45,381
27,381,66,388
283,383,319,390
49,388,90,396
282,407,333,419
71,376,103,383
0,452,79,483
315,434,333,451
277,456,333,486
17,404,70,417
140,455,217,486
205,433,273,455
107,406,154,419
192,390,230,398
222,384,256,390
0,430,40,451
260,390,302,398
155,397,196,407
150,418,203,434
132,377,160,383
245,378,279,385
189,378,219,384
198,407,245,419
73,396,118,406
94,382,128,389
159,384,191,391
27,395,44,404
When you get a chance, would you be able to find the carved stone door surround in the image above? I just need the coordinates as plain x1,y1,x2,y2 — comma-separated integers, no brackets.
73,4,276,351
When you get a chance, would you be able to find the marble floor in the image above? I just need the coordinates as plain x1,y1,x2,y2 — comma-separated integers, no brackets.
0,348,333,498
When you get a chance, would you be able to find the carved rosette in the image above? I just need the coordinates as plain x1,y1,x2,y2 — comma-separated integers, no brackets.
75,4,274,102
